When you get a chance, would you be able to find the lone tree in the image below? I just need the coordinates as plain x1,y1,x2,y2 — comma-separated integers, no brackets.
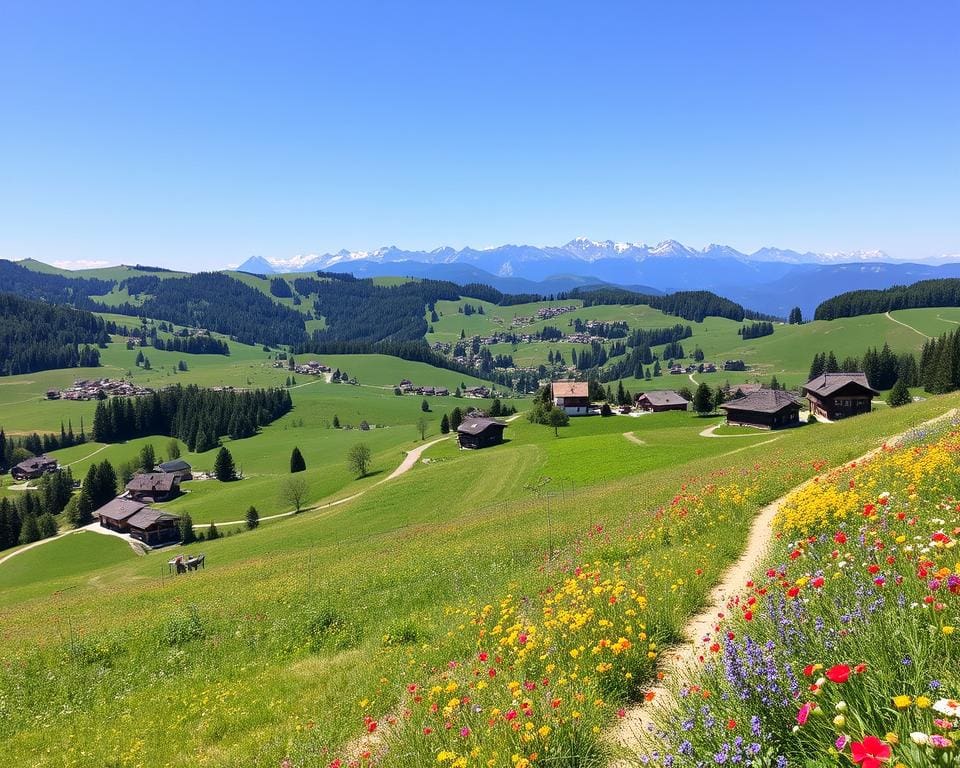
440,413,450,434
245,506,260,530
693,382,714,415
332,414,341,429
547,406,569,437
887,378,911,408
206,521,220,540
214,447,237,482
290,447,306,473
421,398,430,412
347,443,372,478
416,416,429,441
140,443,156,474
281,476,309,513
179,512,196,544
788,306,803,324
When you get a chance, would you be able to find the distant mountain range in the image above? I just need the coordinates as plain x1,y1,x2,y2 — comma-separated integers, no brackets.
235,239,960,319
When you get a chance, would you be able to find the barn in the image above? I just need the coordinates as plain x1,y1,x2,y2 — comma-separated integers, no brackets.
802,373,878,420
456,417,508,450
95,498,149,533
719,388,802,430
156,459,193,482
635,390,689,412
551,380,591,416
125,472,181,503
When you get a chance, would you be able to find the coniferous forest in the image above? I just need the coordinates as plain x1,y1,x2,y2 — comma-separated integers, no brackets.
0,293,106,375
90,385,293,451
814,278,960,320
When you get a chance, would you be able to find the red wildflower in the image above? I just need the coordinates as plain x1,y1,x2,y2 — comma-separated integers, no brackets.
826,664,851,683
850,735,892,768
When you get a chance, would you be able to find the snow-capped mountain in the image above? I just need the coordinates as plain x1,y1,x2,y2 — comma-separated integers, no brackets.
235,238,894,277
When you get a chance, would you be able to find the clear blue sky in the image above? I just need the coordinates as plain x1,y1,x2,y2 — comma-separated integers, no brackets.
1,1,957,270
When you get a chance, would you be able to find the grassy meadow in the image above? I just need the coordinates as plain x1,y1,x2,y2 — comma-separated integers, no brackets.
2,373,959,766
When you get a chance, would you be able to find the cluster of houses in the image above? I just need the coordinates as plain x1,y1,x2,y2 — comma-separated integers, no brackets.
92,459,194,547
272,360,331,376
546,372,880,430
508,305,578,328
397,380,450,397
669,363,718,375
47,378,154,401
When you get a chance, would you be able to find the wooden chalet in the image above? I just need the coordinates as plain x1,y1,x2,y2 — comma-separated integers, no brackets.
125,472,181,502
456,417,507,450
802,373,878,420
156,459,193,482
95,498,149,533
551,380,591,416
127,508,181,546
635,390,689,412
11,455,59,481
719,388,802,430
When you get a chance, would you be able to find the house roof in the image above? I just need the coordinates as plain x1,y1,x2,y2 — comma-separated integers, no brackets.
157,459,191,473
637,390,688,406
126,472,178,493
457,417,508,436
551,380,589,398
14,455,57,472
720,388,802,414
127,508,180,531
95,498,147,522
803,373,879,397
728,383,763,396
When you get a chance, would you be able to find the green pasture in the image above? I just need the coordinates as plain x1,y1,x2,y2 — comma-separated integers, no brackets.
2,380,957,766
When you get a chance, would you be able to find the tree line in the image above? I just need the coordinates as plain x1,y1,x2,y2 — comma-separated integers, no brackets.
0,423,87,474
570,287,773,324
90,384,292,451
739,321,774,340
110,273,307,346
808,343,917,391
0,293,105,376
814,278,960,320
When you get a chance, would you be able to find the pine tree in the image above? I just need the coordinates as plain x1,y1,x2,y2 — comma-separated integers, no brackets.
206,521,219,540
290,447,306,473
887,378,911,408
245,506,259,530
440,414,450,434
449,407,463,431
421,398,430,412
140,443,156,473
38,513,58,539
71,488,95,527
693,382,714,415
19,514,41,544
179,512,196,544
214,447,236,482
332,415,340,429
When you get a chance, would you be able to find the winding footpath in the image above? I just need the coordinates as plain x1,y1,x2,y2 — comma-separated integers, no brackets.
608,407,959,760
885,310,930,339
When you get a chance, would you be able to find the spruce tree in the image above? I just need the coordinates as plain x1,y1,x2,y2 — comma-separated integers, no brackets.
71,487,95,527
887,378,911,408
332,415,340,429
38,513,58,539
140,443,156,473
207,521,219,540
214,447,236,482
19,514,41,545
245,506,259,530
179,512,196,544
693,382,714,415
290,447,306,473
440,413,450,434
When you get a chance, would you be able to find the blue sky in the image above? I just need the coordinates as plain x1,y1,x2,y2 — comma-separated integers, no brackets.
1,1,957,270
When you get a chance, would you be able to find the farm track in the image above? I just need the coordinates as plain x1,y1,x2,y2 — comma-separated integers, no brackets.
607,406,959,763
623,432,646,446
885,310,931,339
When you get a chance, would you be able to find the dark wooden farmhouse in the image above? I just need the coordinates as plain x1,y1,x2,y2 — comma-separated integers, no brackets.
11,455,59,481
635,390,689,412
456,417,507,450
127,508,181,546
156,459,193,482
802,373,878,420
95,498,149,533
719,388,802,430
125,472,181,502
551,380,591,416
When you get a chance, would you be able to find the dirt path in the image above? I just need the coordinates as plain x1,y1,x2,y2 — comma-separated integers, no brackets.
687,372,698,386
608,407,959,760
64,443,111,468
623,432,646,446
885,310,930,339
193,436,450,528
